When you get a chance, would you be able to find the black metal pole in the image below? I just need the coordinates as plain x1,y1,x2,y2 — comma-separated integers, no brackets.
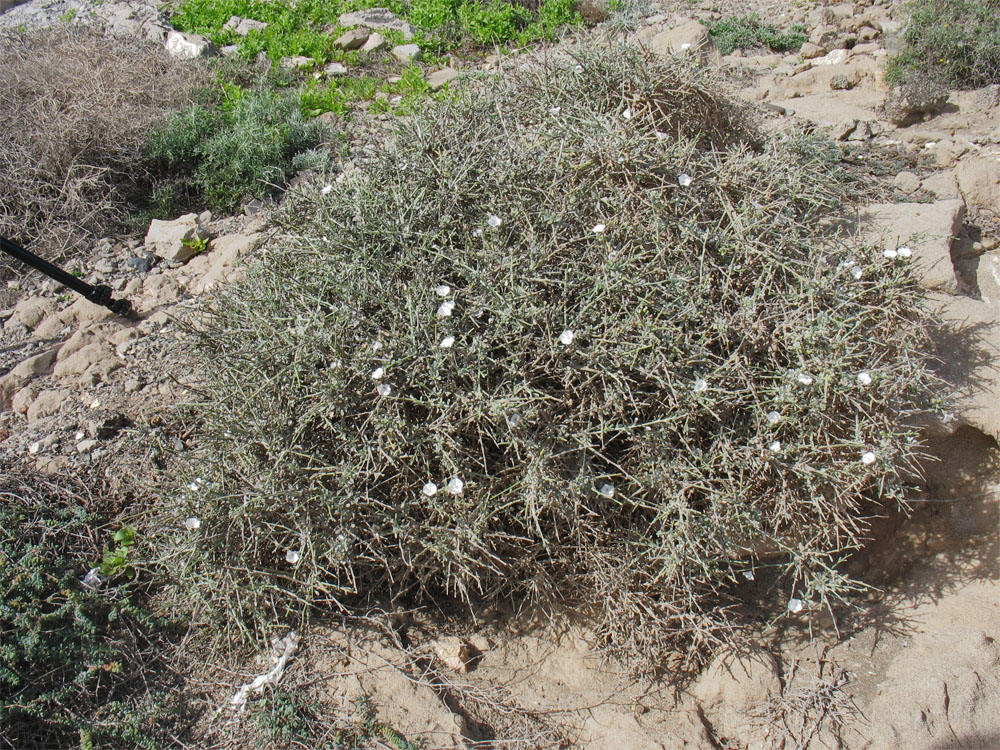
1,236,132,318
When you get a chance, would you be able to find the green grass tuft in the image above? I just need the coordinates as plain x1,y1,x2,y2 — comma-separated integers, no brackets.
708,15,806,56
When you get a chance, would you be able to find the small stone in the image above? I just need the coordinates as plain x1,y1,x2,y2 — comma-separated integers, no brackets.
426,67,459,91
280,55,315,69
798,42,826,59
324,62,348,76
334,27,370,50
338,8,415,40
126,256,152,273
391,44,421,63
433,637,476,672
165,30,216,59
76,439,99,454
892,171,922,195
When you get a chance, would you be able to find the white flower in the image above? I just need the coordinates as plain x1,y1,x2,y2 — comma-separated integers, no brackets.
82,568,102,590
897,246,912,258
883,248,898,259
28,441,41,455
655,131,668,140
90,399,100,409
437,300,455,317
598,483,615,499
549,106,561,115
440,336,455,348
797,372,814,385
677,174,693,187
769,441,782,453
573,64,583,73
188,477,205,492
851,266,864,280
321,184,333,195
622,107,632,120
487,215,502,228
592,223,606,233
787,598,805,614
508,413,522,427
285,550,301,564
184,517,201,531
75,430,85,440
372,341,383,352
328,359,342,369
435,284,451,297
376,383,392,397
472,227,483,237
857,371,872,386
422,482,438,497
742,570,755,581
766,411,782,424
371,367,385,380
693,378,708,393
680,42,692,50
558,329,575,346
861,451,876,465
446,477,464,495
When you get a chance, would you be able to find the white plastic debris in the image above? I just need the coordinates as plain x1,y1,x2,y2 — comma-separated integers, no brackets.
857,371,872,386
861,451,876,465
227,631,300,714
440,336,455,348
437,300,455,317
446,477,464,495
677,174,693,187
787,598,805,614
435,284,451,297
742,570,755,581
422,482,438,497
558,329,575,346
184,517,201,531
82,567,102,590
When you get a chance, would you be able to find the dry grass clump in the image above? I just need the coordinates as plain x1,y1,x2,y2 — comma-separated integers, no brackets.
165,43,939,669
0,26,208,264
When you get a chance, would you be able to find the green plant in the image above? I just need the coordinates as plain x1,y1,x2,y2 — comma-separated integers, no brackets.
0,473,179,748
181,235,210,256
707,15,807,55
885,0,1000,87
147,85,330,213
99,525,138,577
166,44,940,673
59,8,77,22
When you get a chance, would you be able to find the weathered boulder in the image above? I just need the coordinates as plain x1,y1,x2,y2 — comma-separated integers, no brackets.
6,296,56,330
26,388,69,423
426,67,459,91
223,15,267,36
881,78,949,126
640,20,720,64
858,200,965,293
391,44,421,63
144,213,209,263
334,27,370,50
955,156,1000,213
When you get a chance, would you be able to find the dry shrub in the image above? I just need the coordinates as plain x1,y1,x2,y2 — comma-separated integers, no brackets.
165,43,940,672
0,26,208,266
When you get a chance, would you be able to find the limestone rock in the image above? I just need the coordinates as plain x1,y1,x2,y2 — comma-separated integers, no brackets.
892,171,922,195
361,32,386,53
798,41,826,59
145,213,209,263
11,347,60,379
642,20,720,64
11,385,37,415
0,373,25,411
26,388,69,423
858,200,965,293
338,8,415,40
324,62,348,76
52,342,115,378
280,55,314,69
426,67,459,91
8,296,56,330
391,44,421,63
165,30,216,59
922,171,961,200
334,27,370,50
881,79,949,126
223,15,267,36
577,0,610,23
955,157,1000,213
432,637,477,673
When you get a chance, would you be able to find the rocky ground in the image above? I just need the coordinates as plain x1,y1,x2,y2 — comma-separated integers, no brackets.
1,0,999,747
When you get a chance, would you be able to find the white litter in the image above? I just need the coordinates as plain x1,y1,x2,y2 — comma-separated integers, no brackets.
227,631,300,714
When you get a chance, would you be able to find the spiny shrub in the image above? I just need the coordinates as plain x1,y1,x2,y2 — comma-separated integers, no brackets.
708,15,806,56
885,0,1000,88
0,472,177,749
0,26,207,263
147,83,329,214
168,43,938,671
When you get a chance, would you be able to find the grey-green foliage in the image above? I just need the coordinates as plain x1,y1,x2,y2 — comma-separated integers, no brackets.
169,44,939,670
